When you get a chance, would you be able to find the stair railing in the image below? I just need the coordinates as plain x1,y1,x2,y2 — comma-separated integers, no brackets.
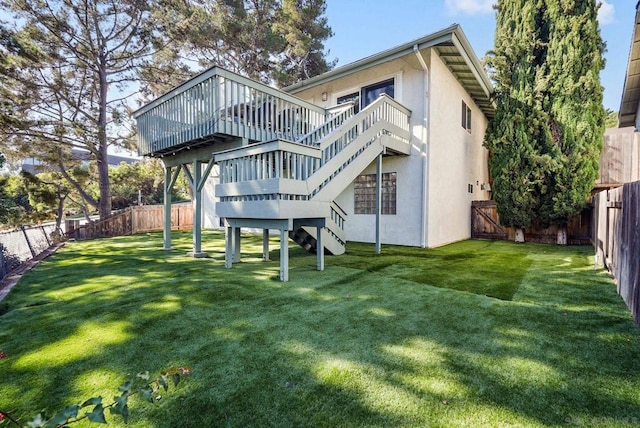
215,94,411,203
295,101,356,148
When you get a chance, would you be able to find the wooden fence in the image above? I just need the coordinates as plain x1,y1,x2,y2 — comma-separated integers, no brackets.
597,128,640,188
67,203,193,240
593,182,640,325
471,200,592,244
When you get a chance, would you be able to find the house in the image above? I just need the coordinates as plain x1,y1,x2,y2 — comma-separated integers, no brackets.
20,149,137,174
132,24,494,281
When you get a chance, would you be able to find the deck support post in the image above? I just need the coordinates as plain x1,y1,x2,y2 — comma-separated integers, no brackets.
223,218,291,281
162,163,182,251
225,224,233,268
316,226,324,271
263,229,270,261
375,153,382,254
163,166,173,251
187,159,208,258
233,227,241,263
280,228,289,282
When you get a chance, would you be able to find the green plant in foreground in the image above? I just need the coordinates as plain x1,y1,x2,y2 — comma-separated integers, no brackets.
0,363,191,428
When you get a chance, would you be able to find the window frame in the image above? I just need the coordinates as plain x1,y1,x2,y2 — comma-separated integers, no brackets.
337,92,361,113
353,172,397,215
333,71,403,112
461,100,472,133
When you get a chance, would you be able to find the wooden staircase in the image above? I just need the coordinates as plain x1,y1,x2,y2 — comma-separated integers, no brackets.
214,94,412,257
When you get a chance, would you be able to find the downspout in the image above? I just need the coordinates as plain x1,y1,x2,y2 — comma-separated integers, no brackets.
414,45,430,248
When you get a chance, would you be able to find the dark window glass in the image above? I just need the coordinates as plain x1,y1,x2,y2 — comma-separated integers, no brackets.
337,92,360,113
362,79,395,108
461,100,472,132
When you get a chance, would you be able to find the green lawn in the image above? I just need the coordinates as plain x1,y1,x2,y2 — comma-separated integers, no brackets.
1,231,639,427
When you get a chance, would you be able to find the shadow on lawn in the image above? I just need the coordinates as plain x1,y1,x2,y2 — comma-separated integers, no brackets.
1,232,639,427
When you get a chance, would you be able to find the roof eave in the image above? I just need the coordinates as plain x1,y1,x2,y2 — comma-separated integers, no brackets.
618,4,640,128
285,24,494,118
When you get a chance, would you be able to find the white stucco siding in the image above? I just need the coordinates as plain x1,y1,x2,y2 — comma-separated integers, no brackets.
294,56,429,246
426,51,490,247
202,171,222,229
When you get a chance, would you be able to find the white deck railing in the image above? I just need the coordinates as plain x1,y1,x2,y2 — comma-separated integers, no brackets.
133,67,328,156
214,94,411,203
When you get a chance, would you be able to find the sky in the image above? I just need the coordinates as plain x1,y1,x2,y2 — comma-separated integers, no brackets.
322,0,632,112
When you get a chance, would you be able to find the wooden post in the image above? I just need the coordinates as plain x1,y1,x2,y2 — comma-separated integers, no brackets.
233,227,241,263
192,159,205,257
280,228,289,282
263,229,270,261
316,226,324,271
375,154,382,254
163,166,173,250
225,225,233,269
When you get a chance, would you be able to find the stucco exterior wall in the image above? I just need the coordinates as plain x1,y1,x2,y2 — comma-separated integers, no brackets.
200,46,491,247
203,169,222,229
426,51,490,247
294,48,490,248
294,55,430,246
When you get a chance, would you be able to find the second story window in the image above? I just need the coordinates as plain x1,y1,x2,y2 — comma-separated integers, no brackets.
337,92,360,113
362,79,395,108
461,100,472,133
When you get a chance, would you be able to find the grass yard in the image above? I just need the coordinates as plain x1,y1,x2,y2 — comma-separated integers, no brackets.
1,231,639,427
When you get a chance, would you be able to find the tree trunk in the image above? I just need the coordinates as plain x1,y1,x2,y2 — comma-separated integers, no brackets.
514,228,525,243
557,226,568,245
96,56,112,221
54,194,65,238
96,144,111,220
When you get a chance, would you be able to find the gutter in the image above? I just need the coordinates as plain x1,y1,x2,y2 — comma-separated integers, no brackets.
414,45,430,248
285,24,459,94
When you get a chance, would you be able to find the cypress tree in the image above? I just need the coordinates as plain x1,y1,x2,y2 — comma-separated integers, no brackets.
484,0,556,241
485,0,605,243
539,1,605,243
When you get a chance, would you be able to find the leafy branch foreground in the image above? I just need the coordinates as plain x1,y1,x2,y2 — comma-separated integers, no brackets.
0,367,192,427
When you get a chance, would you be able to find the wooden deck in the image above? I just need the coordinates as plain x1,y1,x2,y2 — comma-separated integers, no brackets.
133,67,328,156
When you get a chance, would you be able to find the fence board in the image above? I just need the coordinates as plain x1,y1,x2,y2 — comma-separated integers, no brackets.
68,203,193,241
471,200,591,244
593,182,640,325
471,201,508,240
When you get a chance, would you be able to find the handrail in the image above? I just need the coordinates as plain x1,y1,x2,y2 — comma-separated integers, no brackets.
326,101,356,116
135,66,331,156
319,94,411,152
133,66,325,119
295,103,355,147
216,93,411,199
215,139,321,162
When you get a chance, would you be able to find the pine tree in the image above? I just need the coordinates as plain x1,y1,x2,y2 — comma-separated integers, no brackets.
485,0,605,243
141,0,335,96
0,0,156,221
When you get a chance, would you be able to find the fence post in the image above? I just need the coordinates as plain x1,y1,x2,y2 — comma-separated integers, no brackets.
131,206,138,234
0,249,6,280
41,226,52,246
21,226,37,258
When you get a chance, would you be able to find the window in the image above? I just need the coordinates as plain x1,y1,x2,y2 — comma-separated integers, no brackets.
337,78,395,113
461,100,472,132
362,79,395,108
354,172,397,215
337,92,360,113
